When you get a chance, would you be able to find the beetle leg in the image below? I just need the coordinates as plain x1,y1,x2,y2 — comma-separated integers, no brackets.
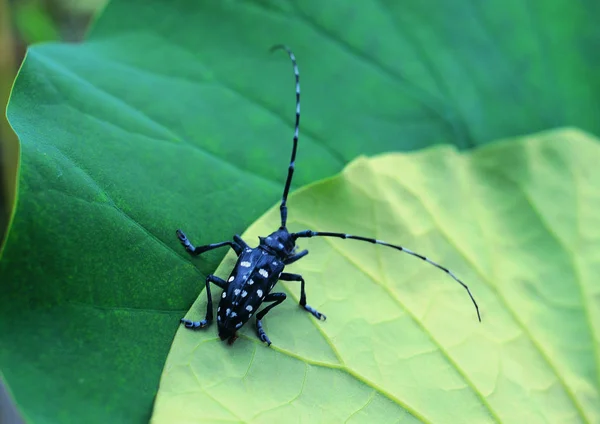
279,273,326,321
255,292,287,346
181,274,227,329
283,249,308,265
176,230,244,256
233,235,249,251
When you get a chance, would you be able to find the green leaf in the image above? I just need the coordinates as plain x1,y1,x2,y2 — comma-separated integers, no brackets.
154,129,600,423
2,0,600,421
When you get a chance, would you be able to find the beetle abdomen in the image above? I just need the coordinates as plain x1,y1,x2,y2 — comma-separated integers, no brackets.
217,247,284,331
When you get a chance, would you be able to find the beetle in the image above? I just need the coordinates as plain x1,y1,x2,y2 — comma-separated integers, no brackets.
177,45,481,346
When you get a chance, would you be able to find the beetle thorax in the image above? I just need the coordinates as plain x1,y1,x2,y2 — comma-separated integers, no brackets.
259,228,295,257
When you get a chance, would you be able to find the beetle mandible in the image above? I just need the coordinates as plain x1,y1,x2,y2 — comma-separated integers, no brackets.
177,45,481,346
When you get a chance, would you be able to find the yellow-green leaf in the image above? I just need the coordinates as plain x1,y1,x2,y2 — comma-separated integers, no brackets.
153,128,600,423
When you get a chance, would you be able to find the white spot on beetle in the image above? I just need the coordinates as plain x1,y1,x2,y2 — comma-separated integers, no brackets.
245,248,251,252
231,312,237,317
222,292,226,298
246,305,253,312
248,279,254,285
236,322,243,328
241,290,247,297
278,243,284,249
234,289,241,295
217,316,221,322
259,269,268,278
228,276,234,282
257,289,263,297
241,261,251,267
217,307,221,312
226,308,231,317
272,261,278,265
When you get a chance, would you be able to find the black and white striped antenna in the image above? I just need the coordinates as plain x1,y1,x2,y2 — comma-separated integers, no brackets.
271,46,480,322
271,45,300,230
293,230,481,322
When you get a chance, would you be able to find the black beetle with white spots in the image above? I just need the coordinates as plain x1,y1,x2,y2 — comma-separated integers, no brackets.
177,45,481,346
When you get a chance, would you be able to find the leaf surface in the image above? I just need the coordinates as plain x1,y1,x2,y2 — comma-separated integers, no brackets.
154,129,600,423
2,0,600,421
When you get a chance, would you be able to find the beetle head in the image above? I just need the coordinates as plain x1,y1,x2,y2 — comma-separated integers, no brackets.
259,228,295,257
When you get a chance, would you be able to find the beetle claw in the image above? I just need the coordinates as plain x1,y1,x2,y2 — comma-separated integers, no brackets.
256,319,272,346
180,318,211,329
303,305,326,321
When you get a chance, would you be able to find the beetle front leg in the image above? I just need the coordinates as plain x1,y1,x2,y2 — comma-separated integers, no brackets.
279,273,326,320
181,274,227,329
283,249,308,265
255,292,287,346
176,230,244,256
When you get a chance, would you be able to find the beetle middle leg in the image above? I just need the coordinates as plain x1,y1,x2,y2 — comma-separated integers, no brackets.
181,274,227,329
279,273,326,320
255,292,287,346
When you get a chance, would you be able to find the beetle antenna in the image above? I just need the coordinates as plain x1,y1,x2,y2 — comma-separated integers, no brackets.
292,230,481,322
271,45,300,229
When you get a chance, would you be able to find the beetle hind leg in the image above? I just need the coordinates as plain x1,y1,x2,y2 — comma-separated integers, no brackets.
255,292,287,346
181,274,227,329
279,272,326,320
